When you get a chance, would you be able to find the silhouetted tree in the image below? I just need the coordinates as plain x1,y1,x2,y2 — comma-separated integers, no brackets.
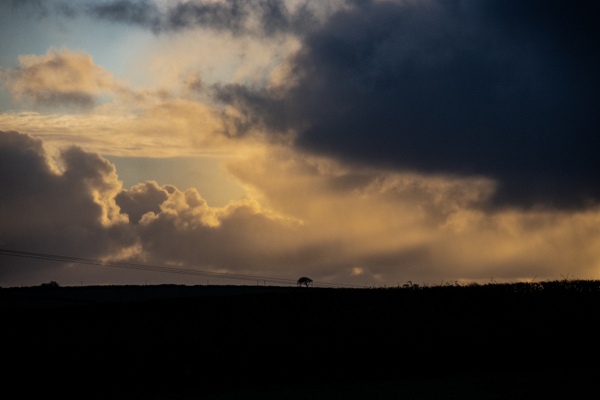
41,281,60,288
297,277,313,287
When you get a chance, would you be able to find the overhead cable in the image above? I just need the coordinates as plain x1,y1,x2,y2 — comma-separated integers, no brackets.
0,248,365,288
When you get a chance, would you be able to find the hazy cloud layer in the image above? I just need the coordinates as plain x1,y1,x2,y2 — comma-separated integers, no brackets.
0,102,246,158
0,46,257,158
215,0,600,209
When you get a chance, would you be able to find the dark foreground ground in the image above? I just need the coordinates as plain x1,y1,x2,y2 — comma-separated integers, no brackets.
2,281,600,399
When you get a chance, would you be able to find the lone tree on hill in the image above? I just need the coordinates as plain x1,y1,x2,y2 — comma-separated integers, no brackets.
297,277,313,287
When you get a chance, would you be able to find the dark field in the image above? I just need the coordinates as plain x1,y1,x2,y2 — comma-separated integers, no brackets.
2,281,600,399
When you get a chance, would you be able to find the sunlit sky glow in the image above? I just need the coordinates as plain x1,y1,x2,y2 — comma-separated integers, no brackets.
1,0,599,287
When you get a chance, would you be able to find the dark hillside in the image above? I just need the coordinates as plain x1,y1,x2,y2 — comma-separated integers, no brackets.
2,281,600,398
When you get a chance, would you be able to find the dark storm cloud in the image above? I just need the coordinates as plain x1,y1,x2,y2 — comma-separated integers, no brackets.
86,0,321,36
215,0,600,209
3,0,323,35
0,131,134,264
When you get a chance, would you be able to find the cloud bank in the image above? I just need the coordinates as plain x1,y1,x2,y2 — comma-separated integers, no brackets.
0,131,303,285
215,0,600,209
3,130,600,287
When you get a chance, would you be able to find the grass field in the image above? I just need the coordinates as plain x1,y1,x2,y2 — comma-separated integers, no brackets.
2,280,599,398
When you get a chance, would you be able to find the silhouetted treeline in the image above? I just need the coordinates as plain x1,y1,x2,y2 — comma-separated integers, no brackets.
2,280,599,398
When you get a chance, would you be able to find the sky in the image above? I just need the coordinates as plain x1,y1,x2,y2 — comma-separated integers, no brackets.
1,0,599,287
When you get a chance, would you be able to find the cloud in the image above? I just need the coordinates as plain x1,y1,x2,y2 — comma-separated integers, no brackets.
8,0,330,37
215,0,600,209
0,43,280,158
0,130,132,263
0,47,176,111
1,48,119,109
134,189,304,271
2,130,600,287
115,181,172,223
0,130,309,284
86,0,325,36
222,145,600,283
2,0,599,287
0,95,256,158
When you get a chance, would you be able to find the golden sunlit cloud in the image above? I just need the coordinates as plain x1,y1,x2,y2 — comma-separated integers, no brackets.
222,145,600,283
1,48,120,108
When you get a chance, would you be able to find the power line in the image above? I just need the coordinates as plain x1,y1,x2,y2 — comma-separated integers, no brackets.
0,248,366,288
